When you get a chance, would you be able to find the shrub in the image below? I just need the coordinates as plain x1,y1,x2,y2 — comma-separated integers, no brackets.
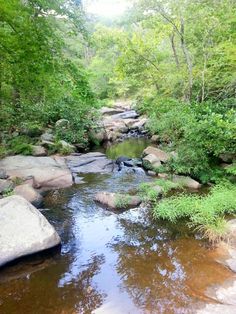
153,182,236,243
8,136,33,155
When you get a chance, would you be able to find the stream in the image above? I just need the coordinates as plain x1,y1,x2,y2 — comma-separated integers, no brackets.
0,138,232,314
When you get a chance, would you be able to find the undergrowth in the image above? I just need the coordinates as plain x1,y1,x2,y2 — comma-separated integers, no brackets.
153,182,236,243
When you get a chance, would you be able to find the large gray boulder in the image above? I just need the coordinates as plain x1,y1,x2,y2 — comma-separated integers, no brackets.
0,195,61,267
66,152,116,174
172,175,201,189
0,155,73,190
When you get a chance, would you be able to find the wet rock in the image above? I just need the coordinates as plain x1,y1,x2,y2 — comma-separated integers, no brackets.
143,146,170,163
143,154,161,170
94,192,141,210
0,179,13,194
111,110,139,120
0,155,73,190
0,195,61,268
14,184,43,208
32,145,47,157
172,175,201,189
100,107,124,116
66,152,116,174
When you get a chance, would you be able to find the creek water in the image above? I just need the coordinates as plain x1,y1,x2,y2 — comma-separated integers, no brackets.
0,139,232,314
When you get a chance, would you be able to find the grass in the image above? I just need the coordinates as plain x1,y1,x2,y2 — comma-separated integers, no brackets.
138,179,183,202
114,194,132,208
153,181,236,243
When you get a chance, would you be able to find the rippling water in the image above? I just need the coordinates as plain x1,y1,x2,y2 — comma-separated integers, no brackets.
0,139,232,314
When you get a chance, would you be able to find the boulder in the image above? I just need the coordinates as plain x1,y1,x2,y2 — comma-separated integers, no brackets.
143,154,161,170
41,131,55,142
219,153,236,163
131,118,148,130
94,192,141,210
14,184,43,208
100,107,124,116
172,175,201,189
0,195,61,267
147,170,157,177
143,146,170,163
111,110,139,120
0,155,73,190
0,179,13,194
66,152,116,174
32,145,47,157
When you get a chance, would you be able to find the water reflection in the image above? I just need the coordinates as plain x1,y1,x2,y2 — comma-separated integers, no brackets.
0,170,232,314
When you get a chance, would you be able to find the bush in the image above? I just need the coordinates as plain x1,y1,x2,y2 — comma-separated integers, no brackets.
153,182,236,243
8,136,33,155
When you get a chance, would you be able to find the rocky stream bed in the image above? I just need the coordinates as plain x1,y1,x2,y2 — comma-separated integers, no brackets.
0,102,236,313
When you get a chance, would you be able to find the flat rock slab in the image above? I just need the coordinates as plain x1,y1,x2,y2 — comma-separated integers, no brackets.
66,152,116,174
110,110,139,120
0,155,73,189
0,195,61,268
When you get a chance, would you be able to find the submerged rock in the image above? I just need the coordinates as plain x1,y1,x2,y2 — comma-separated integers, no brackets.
94,192,142,210
0,195,61,268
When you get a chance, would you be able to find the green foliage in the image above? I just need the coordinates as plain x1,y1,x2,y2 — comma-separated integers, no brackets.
8,136,33,155
0,0,96,149
139,179,182,202
114,194,132,208
226,163,236,176
153,182,236,242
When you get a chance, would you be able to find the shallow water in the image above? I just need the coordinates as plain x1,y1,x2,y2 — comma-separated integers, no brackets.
0,140,232,314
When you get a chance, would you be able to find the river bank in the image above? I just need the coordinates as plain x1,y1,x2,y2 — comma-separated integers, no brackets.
0,102,236,313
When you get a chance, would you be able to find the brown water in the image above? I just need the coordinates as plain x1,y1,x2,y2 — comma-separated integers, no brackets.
0,139,233,314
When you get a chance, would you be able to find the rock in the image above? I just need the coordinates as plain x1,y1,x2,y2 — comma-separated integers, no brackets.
100,107,125,116
32,145,47,157
143,146,170,163
55,119,69,128
0,195,61,268
111,110,139,120
59,140,76,152
94,192,141,210
104,118,129,134
66,152,116,174
41,131,55,142
14,184,43,208
0,179,13,194
158,173,169,179
0,155,73,190
172,175,201,189
0,169,8,179
131,118,148,130
89,128,107,143
143,154,161,170
147,170,156,177
151,135,160,143
219,153,236,163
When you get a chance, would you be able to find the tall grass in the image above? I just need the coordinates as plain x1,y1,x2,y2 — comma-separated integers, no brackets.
153,182,236,243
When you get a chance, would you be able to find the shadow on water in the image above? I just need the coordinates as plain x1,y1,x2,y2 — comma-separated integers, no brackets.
0,139,233,314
